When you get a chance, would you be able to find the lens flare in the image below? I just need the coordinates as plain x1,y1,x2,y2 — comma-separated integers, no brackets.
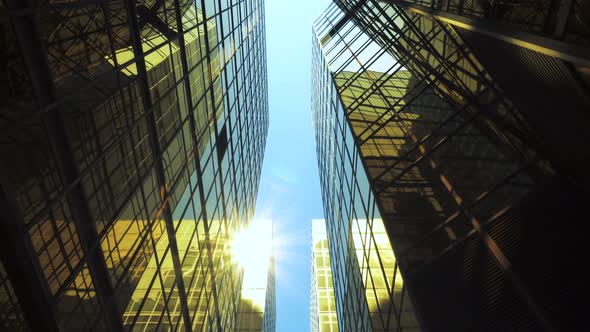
230,219,273,310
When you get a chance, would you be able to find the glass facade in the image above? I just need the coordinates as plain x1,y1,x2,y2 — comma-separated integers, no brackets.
314,1,589,331
393,0,590,47
312,18,421,329
0,0,269,331
310,219,338,332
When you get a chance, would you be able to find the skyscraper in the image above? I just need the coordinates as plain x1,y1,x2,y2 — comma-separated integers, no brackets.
0,0,270,331
313,1,588,331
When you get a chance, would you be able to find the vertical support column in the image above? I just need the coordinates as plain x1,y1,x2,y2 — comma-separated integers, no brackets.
553,0,574,39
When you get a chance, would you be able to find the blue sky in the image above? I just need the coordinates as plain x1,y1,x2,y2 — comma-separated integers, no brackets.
253,0,331,330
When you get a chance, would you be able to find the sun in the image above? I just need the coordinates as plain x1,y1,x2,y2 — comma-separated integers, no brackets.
230,219,274,291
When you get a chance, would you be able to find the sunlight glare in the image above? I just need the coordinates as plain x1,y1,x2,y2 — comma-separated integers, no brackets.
231,219,273,309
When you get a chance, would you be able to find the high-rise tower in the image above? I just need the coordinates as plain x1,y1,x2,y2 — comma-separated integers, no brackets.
0,0,269,331
313,1,589,331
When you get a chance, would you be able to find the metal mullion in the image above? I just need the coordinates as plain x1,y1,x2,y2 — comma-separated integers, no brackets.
7,28,184,122
105,213,152,287
387,0,590,65
342,64,405,107
125,251,164,330
227,0,245,233
406,127,557,332
322,17,354,59
0,0,108,16
53,66,158,332
161,0,198,238
156,268,181,332
86,94,119,232
326,21,365,68
332,25,377,77
22,55,208,232
44,23,128,50
390,32,470,98
92,138,171,237
552,0,574,38
169,8,213,331
395,160,533,261
358,3,441,81
341,49,415,121
0,177,60,332
356,52,465,143
434,21,536,142
124,1,193,330
36,163,77,276
342,2,435,87
19,98,204,233
428,83,539,182
337,45,396,96
388,261,401,331
194,1,224,327
63,270,94,328
215,0,237,240
115,86,167,332
358,75,436,145
26,88,193,237
373,93,486,189
388,6,477,98
55,6,109,65
46,16,114,86
323,8,362,58
423,77,534,179
182,236,203,290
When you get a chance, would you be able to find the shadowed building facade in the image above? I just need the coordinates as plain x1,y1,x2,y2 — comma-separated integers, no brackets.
0,0,270,331
312,57,422,330
313,1,589,331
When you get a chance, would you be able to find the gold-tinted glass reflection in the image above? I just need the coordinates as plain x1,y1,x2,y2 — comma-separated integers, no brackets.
0,0,269,330
351,218,419,331
311,220,338,332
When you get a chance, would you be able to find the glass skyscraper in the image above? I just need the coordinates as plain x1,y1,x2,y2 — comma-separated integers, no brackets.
313,1,588,331
0,0,271,331
311,41,421,330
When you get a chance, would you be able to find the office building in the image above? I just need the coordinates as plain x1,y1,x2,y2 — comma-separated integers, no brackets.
313,1,588,331
0,0,270,331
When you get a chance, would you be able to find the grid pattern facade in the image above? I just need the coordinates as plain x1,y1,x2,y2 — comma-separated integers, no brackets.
0,0,268,331
312,24,421,330
397,0,590,47
310,219,338,332
315,0,589,331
